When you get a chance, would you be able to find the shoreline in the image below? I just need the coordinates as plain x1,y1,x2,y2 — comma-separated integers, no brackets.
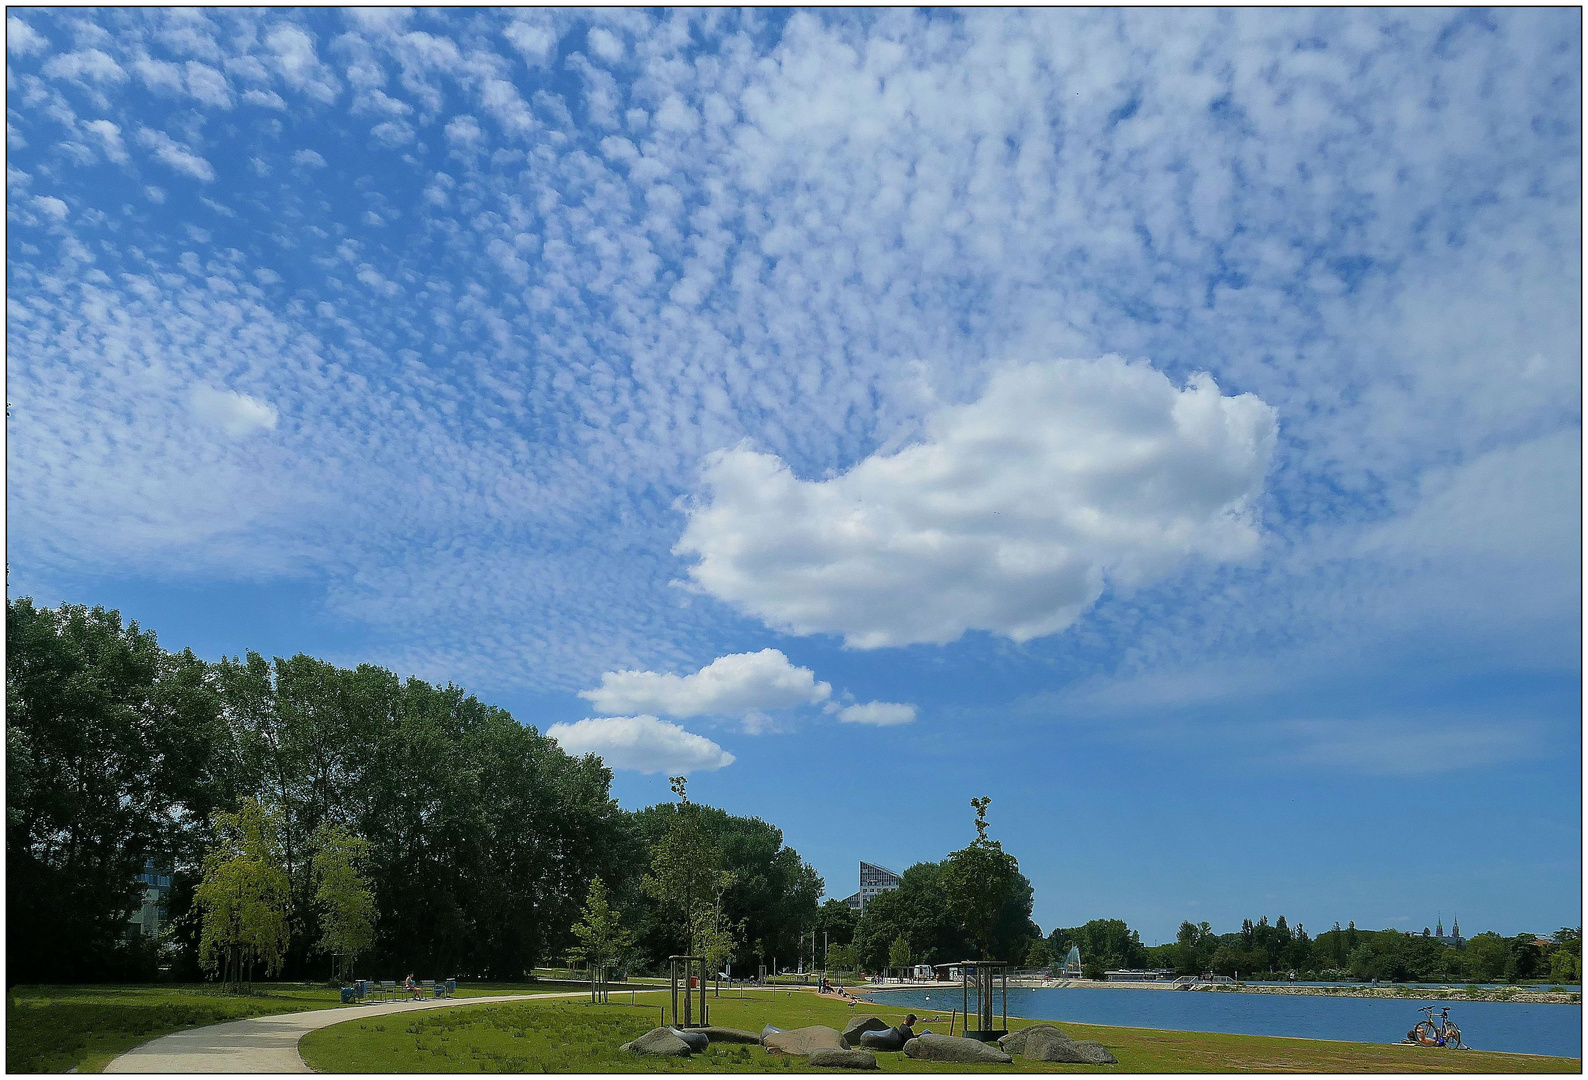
862,980,1582,1005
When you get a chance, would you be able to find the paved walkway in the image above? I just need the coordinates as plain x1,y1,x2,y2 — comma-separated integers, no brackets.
104,989,664,1073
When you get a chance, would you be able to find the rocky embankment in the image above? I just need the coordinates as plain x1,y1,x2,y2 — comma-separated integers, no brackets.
1200,984,1581,1005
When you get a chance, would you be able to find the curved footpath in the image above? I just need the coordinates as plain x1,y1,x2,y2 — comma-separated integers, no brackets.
104,989,665,1073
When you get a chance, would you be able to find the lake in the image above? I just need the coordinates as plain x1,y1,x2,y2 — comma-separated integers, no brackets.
863,986,1582,1059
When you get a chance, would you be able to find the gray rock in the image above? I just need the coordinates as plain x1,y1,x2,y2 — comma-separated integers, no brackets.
699,1026,762,1044
808,1048,880,1069
668,1027,710,1052
764,1025,846,1055
999,1024,1074,1055
1025,1029,1118,1064
903,1033,1013,1064
857,1027,908,1052
840,1016,890,1047
620,1027,693,1057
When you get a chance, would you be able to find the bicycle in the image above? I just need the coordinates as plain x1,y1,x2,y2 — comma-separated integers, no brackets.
1406,1005,1464,1049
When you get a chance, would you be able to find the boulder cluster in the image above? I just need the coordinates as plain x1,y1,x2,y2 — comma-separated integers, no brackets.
619,1015,1117,1068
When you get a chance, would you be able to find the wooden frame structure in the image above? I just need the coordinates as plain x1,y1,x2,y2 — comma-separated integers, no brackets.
959,960,1009,1042
668,955,708,1028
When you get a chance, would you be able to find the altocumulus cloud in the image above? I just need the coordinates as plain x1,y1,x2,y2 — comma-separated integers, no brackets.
546,715,735,774
189,385,278,437
579,648,830,720
677,356,1278,648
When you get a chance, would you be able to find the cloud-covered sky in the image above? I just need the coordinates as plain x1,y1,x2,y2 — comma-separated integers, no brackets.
7,8,1578,940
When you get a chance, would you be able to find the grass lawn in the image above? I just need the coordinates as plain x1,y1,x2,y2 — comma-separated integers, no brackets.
7,983,345,1073
6,981,574,1073
299,989,1579,1073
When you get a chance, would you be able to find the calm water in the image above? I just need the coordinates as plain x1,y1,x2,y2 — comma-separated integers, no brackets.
863,986,1581,1059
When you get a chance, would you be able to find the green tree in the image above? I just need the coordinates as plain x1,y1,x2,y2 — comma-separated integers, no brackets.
195,800,291,991
888,934,913,975
310,824,376,981
642,777,735,958
569,875,633,1001
1025,939,1053,969
7,599,230,981
941,797,1037,959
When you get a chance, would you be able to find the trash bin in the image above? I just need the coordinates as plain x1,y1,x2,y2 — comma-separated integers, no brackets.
340,986,356,1004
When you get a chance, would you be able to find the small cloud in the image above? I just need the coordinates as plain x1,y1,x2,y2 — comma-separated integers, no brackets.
189,385,278,437
243,88,287,109
43,49,126,85
7,15,48,56
292,148,326,169
546,715,735,774
369,120,414,148
580,648,831,721
254,268,282,285
135,127,215,182
587,27,624,63
837,701,917,726
503,19,556,66
82,120,127,163
31,196,68,221
144,185,166,204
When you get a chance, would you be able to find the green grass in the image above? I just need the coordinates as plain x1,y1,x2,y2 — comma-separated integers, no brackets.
299,990,1580,1073
7,983,345,1073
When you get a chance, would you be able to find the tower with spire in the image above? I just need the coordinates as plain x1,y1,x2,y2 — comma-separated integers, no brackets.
1433,913,1463,946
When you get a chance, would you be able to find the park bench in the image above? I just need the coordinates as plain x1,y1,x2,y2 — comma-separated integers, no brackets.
421,979,435,998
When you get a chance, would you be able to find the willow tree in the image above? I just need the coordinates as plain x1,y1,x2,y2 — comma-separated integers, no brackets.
196,800,291,991
311,824,377,981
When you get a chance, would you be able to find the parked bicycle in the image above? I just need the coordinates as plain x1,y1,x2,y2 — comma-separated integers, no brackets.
1405,1005,1464,1049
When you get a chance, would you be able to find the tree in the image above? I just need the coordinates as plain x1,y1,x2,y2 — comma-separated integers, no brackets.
642,777,735,959
569,875,633,1001
7,599,229,981
195,800,291,991
888,934,912,975
1025,939,1053,970
941,797,1037,959
310,824,376,982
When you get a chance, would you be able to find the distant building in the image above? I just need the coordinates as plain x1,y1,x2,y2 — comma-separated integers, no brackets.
842,862,901,911
129,860,172,939
1433,915,1463,947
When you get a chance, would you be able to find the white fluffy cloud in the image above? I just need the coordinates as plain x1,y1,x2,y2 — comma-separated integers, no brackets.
580,648,830,719
134,127,214,181
836,701,917,726
677,357,1278,648
189,385,278,437
546,715,735,774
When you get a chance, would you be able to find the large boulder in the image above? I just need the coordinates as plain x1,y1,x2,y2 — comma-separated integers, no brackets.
620,1028,693,1057
1026,1029,1118,1064
857,1028,909,1052
699,1026,762,1044
764,1026,846,1056
903,1034,1013,1064
1000,1024,1074,1055
668,1028,710,1053
808,1048,880,1069
840,1016,891,1047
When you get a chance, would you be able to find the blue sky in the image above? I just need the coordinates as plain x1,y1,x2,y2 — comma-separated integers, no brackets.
7,8,1580,944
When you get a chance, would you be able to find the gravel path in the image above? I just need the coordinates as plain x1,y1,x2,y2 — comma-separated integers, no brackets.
103,989,662,1073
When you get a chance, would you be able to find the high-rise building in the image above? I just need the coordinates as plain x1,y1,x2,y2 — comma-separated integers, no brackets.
129,860,172,939
842,861,901,911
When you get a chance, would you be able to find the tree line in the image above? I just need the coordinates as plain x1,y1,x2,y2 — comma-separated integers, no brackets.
5,599,820,984
10,598,1576,990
